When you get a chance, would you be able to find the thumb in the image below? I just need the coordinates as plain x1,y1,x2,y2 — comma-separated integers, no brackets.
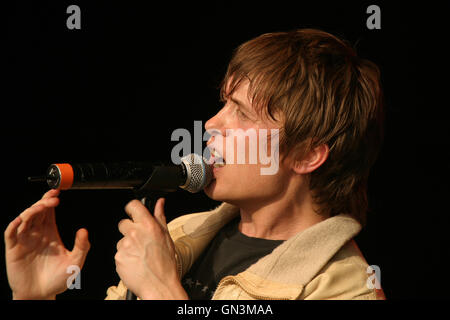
154,198,167,230
71,228,90,265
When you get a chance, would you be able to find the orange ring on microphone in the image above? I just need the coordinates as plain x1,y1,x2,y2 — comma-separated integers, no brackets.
54,163,74,190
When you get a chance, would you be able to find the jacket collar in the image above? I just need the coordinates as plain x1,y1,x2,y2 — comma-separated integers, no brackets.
178,202,362,299
244,209,361,285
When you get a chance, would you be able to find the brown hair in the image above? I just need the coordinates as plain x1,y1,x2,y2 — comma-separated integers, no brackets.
220,29,384,226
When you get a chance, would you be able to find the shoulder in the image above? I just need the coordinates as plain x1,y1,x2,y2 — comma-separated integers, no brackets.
300,240,385,300
167,202,236,231
167,202,239,239
167,211,212,231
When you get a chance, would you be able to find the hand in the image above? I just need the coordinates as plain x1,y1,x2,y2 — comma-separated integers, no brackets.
4,189,91,300
115,198,188,300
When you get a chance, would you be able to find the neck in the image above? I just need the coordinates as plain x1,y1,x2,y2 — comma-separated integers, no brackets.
237,185,328,241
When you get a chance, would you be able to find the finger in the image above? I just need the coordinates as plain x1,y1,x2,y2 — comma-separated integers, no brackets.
71,228,90,267
21,197,58,225
154,198,168,231
117,219,134,236
4,216,22,249
28,197,59,229
17,204,46,234
31,196,60,209
124,200,151,224
41,188,60,200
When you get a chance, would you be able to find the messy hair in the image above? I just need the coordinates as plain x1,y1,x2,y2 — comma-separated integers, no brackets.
221,29,384,226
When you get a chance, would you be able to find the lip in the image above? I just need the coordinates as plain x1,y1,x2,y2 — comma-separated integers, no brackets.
208,150,225,166
208,146,226,163
209,160,225,178
213,165,224,174
207,146,226,178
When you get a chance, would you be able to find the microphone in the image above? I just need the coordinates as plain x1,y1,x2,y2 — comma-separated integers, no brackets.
28,153,213,194
28,153,212,300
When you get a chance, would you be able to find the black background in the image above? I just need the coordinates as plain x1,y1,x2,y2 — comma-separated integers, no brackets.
2,0,449,301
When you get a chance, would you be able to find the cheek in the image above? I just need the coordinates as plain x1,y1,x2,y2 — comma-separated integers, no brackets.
233,129,279,166
230,165,287,199
225,163,281,188
223,131,261,165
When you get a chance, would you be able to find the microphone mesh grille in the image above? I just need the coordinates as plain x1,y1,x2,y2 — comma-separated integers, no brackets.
180,153,213,193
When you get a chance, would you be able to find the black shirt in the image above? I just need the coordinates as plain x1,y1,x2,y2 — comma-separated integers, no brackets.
182,216,284,299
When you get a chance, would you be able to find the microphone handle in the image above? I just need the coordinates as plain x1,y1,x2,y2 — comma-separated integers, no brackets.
126,191,167,300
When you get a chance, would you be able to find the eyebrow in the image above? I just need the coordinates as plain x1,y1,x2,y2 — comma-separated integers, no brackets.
230,97,252,113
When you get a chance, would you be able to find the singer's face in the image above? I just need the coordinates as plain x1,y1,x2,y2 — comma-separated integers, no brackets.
204,80,291,206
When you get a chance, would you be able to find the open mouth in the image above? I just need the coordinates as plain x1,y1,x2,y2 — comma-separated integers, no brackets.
210,149,226,168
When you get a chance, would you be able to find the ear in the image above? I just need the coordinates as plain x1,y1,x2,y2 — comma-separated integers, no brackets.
292,144,329,175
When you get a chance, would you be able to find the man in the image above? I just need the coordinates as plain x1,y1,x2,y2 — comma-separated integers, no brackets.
5,28,385,300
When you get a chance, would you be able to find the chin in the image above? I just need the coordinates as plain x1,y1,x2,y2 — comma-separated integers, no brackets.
203,179,223,200
203,179,236,203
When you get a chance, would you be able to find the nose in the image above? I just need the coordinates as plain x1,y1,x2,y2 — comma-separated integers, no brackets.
204,106,227,144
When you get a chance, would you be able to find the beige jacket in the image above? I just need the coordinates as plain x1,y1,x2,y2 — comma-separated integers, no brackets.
105,202,385,300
